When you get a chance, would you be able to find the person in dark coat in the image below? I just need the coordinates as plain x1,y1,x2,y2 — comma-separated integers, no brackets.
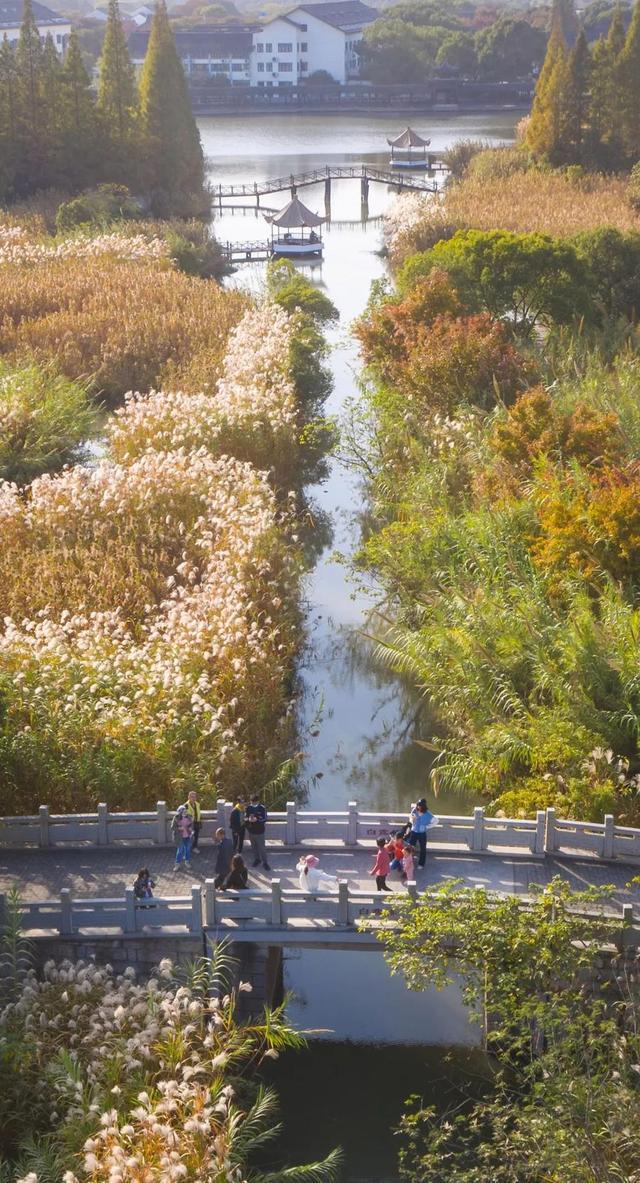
213,827,234,888
222,853,249,890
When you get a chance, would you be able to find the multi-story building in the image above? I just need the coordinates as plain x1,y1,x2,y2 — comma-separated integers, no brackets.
128,23,254,84
250,1,378,88
0,0,71,50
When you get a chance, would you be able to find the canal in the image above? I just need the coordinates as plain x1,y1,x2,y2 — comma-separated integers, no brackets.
200,111,517,1181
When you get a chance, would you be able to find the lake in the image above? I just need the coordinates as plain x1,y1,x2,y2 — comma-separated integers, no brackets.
201,111,516,1181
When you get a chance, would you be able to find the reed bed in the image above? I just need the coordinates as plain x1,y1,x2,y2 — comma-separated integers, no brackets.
0,256,248,405
387,172,639,266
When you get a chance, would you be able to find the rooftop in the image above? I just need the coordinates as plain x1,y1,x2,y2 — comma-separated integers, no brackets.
292,1,378,30
0,0,68,26
128,22,255,58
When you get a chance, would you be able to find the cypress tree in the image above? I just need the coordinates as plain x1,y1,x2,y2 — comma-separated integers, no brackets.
40,34,63,187
97,0,139,184
590,6,626,166
14,0,45,192
138,0,206,216
619,0,640,162
564,29,591,163
60,30,99,190
0,36,18,200
526,4,571,161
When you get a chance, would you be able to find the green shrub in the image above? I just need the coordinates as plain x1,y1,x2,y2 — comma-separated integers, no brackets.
0,361,99,483
55,184,143,234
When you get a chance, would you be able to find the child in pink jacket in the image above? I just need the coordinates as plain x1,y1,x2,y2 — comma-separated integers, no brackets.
370,837,392,892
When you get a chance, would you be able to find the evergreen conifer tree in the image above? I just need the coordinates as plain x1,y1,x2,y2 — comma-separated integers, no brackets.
0,36,18,200
60,30,99,190
138,0,206,216
564,29,591,163
14,0,46,193
97,0,139,183
40,34,63,187
619,0,640,162
526,2,572,161
590,6,626,166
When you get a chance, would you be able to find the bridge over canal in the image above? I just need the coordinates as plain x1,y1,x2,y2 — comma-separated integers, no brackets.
2,803,640,951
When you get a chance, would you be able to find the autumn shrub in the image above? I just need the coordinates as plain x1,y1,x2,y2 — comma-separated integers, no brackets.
0,361,100,483
356,270,463,382
372,312,534,415
532,462,640,583
489,386,624,482
0,256,248,405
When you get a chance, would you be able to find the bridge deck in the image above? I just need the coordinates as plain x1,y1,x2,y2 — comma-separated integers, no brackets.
214,164,439,200
3,841,638,909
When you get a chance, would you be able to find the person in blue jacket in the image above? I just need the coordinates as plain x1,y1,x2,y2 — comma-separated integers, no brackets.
406,797,434,868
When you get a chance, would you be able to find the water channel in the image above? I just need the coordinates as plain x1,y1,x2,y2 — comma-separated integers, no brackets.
200,112,518,1180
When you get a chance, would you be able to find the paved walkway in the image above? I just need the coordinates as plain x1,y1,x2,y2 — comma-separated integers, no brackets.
2,843,639,913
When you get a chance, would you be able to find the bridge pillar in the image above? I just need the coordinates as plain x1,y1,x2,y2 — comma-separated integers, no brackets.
338,879,349,926
60,888,72,936
347,801,358,846
216,798,227,829
204,879,216,927
286,801,297,845
190,884,203,935
535,810,546,855
324,176,331,205
603,814,615,860
406,880,418,904
156,801,167,845
472,806,484,852
39,805,50,848
125,886,136,933
361,175,369,202
271,879,283,926
544,807,556,854
97,802,108,846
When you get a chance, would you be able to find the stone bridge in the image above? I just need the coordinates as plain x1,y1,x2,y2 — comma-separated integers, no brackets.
1,803,640,958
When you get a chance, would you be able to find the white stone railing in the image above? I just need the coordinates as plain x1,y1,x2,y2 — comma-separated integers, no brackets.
4,879,636,942
1,801,640,863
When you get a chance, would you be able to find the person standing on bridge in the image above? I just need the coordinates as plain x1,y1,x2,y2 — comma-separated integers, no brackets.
245,793,270,872
370,837,392,892
230,796,246,854
407,798,434,869
172,805,193,871
185,790,202,855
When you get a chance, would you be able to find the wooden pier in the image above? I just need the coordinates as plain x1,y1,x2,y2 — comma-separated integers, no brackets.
222,240,273,263
215,162,443,208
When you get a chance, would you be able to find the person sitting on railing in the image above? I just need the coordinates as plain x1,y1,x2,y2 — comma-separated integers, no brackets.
296,854,337,893
133,867,155,902
222,853,249,891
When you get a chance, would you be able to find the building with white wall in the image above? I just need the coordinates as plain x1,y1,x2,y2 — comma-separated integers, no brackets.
250,1,377,88
0,0,71,50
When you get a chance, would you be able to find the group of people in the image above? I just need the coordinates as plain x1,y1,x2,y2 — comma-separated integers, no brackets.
132,794,436,901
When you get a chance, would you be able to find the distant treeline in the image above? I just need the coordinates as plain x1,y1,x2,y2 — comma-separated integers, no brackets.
359,0,630,84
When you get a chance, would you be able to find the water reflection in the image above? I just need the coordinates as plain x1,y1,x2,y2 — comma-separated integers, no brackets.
204,111,518,818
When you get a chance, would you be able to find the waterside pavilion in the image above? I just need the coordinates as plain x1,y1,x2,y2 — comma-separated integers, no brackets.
388,126,431,169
